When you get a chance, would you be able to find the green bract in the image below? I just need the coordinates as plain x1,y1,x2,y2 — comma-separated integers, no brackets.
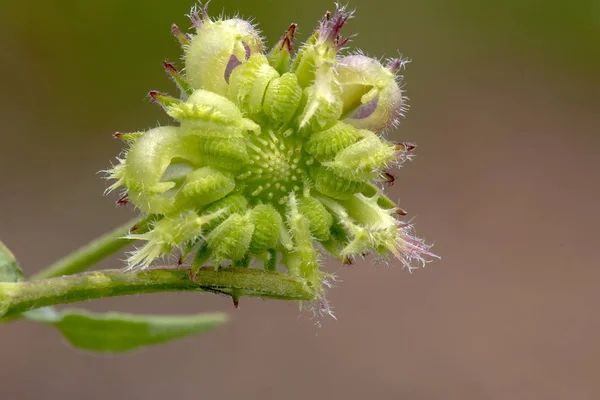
107,3,435,300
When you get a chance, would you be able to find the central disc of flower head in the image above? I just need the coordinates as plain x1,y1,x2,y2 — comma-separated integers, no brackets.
107,3,436,306
242,131,305,205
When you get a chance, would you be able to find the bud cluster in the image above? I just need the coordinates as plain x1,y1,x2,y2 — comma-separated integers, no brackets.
107,3,435,298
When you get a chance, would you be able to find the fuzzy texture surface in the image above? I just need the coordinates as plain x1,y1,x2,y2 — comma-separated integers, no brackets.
107,3,435,300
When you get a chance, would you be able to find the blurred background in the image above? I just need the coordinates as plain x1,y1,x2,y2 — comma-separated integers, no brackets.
1,0,599,398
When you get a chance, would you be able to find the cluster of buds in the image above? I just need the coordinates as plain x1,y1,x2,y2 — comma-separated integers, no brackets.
107,3,435,298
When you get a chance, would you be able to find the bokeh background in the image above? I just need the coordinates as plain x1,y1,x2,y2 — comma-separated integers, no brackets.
1,0,599,398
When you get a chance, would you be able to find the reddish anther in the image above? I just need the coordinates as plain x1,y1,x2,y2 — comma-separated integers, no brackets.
148,90,178,109
113,132,122,139
281,24,297,51
396,207,408,216
163,61,178,73
394,142,416,152
149,90,160,101
148,90,165,109
382,171,395,186
117,194,129,206
336,36,351,50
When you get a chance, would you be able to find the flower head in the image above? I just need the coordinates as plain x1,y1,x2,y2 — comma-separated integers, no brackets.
107,3,435,299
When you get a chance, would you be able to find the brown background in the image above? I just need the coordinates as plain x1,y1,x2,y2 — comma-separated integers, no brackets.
1,0,599,399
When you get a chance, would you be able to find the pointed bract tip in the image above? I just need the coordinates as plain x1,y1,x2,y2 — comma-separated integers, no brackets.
319,4,354,48
162,60,194,96
282,23,297,51
232,295,240,308
163,60,177,73
387,57,411,74
117,194,129,206
396,207,408,216
189,1,210,28
148,90,179,109
113,131,142,142
382,171,395,186
171,24,190,46
394,142,416,152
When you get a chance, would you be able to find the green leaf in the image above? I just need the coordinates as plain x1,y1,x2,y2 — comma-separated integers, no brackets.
35,309,227,353
0,241,23,283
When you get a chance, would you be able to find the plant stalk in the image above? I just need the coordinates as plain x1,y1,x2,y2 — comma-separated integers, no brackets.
0,267,315,318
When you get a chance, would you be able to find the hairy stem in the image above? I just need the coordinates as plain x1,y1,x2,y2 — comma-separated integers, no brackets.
31,217,147,280
0,267,315,318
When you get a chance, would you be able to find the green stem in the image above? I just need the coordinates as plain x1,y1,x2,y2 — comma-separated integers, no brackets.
31,217,146,281
0,267,315,318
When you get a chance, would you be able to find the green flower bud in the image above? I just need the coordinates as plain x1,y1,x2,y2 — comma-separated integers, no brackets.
197,136,249,171
206,213,255,264
167,89,259,136
185,7,263,96
304,121,361,160
106,3,436,305
108,126,204,215
337,54,407,132
249,204,283,253
297,196,333,242
263,72,302,124
126,209,225,268
321,130,397,182
200,193,249,233
178,167,235,207
310,166,366,200
228,54,279,115
284,193,321,288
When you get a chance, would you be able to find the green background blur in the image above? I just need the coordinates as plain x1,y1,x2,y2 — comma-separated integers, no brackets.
1,1,599,399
